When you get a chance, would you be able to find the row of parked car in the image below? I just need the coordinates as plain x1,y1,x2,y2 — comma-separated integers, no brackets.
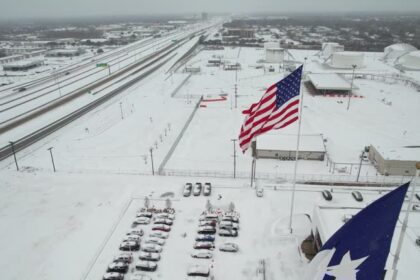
102,209,176,280
183,182,212,197
321,189,364,202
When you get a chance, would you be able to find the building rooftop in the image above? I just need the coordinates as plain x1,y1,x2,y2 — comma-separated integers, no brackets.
256,133,325,152
308,73,353,91
374,145,420,161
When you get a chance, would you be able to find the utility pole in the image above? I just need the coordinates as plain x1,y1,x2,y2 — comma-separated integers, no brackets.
347,64,357,110
231,139,237,178
54,72,62,97
391,163,420,280
119,102,124,120
234,84,238,109
9,141,19,171
149,147,155,175
47,147,56,172
356,146,369,182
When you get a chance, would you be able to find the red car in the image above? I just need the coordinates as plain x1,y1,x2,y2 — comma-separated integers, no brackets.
152,224,171,232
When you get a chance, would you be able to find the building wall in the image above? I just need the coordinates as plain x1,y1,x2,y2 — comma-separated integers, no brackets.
368,145,418,176
255,149,325,161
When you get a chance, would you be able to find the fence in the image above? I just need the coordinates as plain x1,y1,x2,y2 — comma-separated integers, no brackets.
160,168,404,185
157,96,203,174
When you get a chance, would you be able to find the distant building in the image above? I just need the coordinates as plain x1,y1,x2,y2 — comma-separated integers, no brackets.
265,48,284,63
46,49,84,57
226,28,255,38
327,51,364,69
201,12,208,20
368,145,420,176
252,134,326,161
321,42,344,59
3,59,44,71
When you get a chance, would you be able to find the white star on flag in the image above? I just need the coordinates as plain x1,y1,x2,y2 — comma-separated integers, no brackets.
325,251,369,280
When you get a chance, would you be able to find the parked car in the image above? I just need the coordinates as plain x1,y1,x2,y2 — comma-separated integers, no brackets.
135,260,157,272
183,183,193,197
221,216,239,223
219,242,239,252
123,234,141,242
119,241,140,251
203,183,212,196
199,213,218,221
133,217,151,225
155,213,175,220
114,253,133,263
412,204,420,211
144,237,165,246
219,221,239,230
18,87,26,92
352,191,363,202
256,188,264,197
152,224,171,232
141,243,163,253
126,229,144,236
130,273,152,280
415,193,420,201
199,220,216,227
219,229,238,237
149,231,169,239
138,251,161,261
107,261,129,273
197,226,216,234
153,218,173,226
191,249,213,259
322,190,333,201
103,272,124,280
187,265,210,277
193,241,215,250
193,183,202,196
137,212,153,218
195,234,215,242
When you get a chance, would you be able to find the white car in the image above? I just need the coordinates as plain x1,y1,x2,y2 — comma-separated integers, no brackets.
155,213,175,220
126,229,144,236
133,217,151,225
123,235,141,242
153,218,173,226
219,221,239,230
138,251,161,261
141,243,163,253
187,265,210,277
144,237,165,246
191,249,213,259
149,231,169,239
219,242,239,252
136,212,153,218
256,188,264,197
135,260,157,272
193,183,202,196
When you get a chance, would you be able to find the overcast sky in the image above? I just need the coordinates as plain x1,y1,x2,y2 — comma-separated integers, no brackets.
1,0,420,19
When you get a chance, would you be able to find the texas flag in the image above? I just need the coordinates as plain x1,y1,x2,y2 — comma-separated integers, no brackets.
305,182,410,280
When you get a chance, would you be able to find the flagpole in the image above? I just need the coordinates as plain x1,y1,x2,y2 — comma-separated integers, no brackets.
391,162,420,280
288,61,306,234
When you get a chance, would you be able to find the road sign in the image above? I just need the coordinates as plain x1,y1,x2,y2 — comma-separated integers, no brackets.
96,63,108,68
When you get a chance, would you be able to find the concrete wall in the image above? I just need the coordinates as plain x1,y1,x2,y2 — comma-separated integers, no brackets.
368,145,417,176
255,149,325,161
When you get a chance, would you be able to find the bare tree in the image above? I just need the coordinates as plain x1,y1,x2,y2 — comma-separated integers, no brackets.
144,197,150,209
165,198,172,209
228,202,235,212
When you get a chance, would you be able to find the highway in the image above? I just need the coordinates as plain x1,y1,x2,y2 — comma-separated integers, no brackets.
0,21,217,162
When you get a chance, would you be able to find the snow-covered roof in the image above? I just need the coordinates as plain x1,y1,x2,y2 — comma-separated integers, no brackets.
308,73,352,91
374,145,420,161
3,59,43,68
256,134,325,152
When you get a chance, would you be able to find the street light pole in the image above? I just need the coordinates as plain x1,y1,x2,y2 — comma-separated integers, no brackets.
47,147,56,172
347,64,357,110
149,147,155,175
231,139,237,178
9,141,19,171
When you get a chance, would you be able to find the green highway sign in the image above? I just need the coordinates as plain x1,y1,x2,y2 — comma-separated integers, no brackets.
96,63,109,68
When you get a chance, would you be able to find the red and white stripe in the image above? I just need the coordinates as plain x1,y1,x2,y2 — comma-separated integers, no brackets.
239,85,300,152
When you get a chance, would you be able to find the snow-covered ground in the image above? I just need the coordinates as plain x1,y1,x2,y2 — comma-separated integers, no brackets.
0,34,419,280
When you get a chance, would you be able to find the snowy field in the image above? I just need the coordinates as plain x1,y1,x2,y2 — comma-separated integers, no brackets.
1,38,420,280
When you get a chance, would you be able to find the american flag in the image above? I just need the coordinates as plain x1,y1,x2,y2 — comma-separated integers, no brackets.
239,65,303,152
